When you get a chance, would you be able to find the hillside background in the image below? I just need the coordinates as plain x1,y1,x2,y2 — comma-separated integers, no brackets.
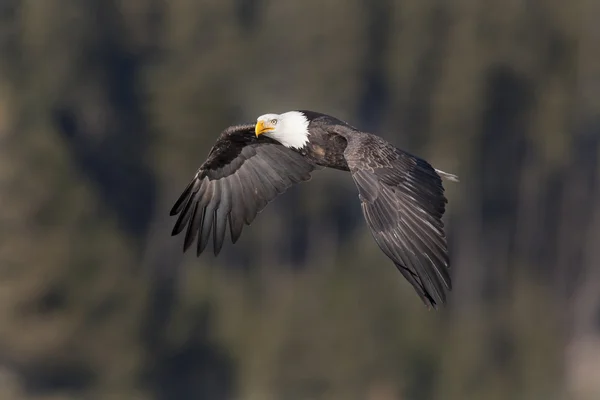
0,1,598,399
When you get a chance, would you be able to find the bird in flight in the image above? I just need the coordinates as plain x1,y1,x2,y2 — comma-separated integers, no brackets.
170,110,458,308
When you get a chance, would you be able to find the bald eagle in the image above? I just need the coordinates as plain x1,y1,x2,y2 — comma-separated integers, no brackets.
170,110,458,308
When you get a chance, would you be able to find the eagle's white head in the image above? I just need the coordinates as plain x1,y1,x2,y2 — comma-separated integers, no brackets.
255,111,310,149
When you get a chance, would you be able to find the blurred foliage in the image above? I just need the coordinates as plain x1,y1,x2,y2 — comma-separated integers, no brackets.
0,0,597,399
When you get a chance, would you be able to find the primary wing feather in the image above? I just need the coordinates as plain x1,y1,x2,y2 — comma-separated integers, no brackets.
343,133,452,308
170,124,316,256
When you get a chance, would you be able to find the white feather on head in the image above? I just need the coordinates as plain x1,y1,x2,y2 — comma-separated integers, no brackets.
256,111,310,149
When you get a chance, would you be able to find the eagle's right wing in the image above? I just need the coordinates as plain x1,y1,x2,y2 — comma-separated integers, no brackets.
341,132,453,308
170,124,317,256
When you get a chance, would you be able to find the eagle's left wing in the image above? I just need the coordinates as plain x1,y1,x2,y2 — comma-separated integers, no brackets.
341,132,453,308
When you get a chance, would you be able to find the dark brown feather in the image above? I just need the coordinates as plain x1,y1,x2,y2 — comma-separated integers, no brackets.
340,131,452,308
170,124,317,256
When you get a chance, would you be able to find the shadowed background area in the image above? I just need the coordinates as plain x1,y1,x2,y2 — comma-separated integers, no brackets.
0,0,597,399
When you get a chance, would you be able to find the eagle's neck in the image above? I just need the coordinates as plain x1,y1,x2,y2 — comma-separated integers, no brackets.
266,111,310,149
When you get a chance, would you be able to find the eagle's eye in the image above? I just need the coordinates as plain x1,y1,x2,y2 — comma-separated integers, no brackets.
270,119,277,125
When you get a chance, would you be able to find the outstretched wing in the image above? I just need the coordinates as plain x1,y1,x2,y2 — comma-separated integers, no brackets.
343,133,452,308
170,124,317,256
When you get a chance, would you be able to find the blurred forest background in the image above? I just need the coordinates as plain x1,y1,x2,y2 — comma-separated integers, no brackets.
0,0,597,399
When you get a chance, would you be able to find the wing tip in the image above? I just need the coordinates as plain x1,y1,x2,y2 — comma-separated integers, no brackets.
183,236,194,253
435,169,459,183
422,292,448,310
171,223,183,237
213,236,225,256
170,175,202,216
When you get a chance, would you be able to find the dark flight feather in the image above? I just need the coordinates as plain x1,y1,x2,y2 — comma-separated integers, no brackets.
170,124,317,256
341,132,452,309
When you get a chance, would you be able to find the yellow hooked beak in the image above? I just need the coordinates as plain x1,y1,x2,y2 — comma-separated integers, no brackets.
255,120,275,137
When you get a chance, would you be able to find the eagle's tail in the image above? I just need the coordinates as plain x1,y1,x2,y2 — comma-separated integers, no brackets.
435,169,459,183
